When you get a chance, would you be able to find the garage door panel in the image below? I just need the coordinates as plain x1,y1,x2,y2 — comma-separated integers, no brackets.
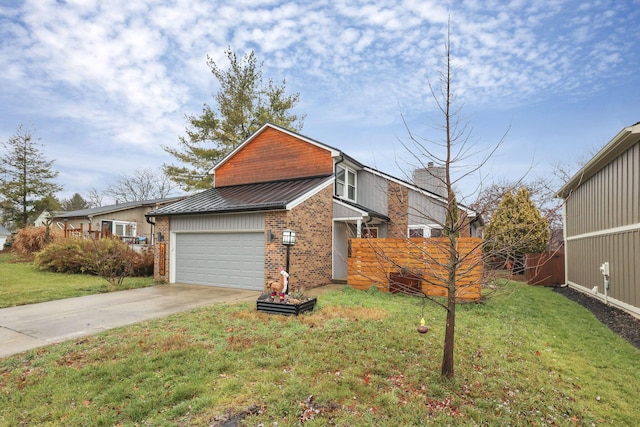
175,232,264,290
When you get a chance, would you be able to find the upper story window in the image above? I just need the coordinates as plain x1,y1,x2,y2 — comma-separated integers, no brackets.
336,165,357,201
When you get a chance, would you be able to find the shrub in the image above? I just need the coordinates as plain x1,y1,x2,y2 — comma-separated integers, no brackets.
12,226,62,259
34,239,90,274
35,237,155,289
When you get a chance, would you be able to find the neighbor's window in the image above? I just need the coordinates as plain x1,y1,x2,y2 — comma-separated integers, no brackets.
336,165,356,201
112,221,137,237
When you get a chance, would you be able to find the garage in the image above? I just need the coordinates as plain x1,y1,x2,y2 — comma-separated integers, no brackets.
174,232,264,290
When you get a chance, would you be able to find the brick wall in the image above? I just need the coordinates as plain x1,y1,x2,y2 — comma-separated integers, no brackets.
264,185,333,291
387,181,409,238
215,127,334,187
153,216,170,282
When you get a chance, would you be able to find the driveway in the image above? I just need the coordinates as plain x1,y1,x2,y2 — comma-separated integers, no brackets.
0,284,260,358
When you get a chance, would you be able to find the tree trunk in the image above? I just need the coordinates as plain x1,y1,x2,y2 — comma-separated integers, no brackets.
441,295,456,379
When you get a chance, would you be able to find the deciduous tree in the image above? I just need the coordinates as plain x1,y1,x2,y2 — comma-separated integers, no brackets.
163,48,304,191
0,125,62,229
104,169,176,203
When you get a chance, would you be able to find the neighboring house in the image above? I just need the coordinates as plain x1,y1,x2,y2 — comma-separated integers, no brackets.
147,123,482,292
556,122,640,317
0,224,11,248
33,210,63,227
53,197,184,244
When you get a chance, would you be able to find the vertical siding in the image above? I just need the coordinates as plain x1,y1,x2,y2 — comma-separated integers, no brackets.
564,140,640,315
408,189,446,225
357,171,388,215
565,142,640,236
567,230,640,310
171,213,265,232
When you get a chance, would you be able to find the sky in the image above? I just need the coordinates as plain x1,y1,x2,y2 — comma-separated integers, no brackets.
1,0,639,206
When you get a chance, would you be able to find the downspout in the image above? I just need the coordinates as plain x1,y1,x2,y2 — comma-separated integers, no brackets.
146,216,155,245
334,155,345,197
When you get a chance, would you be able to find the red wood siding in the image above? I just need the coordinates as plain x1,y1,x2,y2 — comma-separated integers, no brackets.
215,127,334,187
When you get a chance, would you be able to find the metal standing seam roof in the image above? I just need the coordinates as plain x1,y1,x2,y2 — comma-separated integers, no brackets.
147,175,333,216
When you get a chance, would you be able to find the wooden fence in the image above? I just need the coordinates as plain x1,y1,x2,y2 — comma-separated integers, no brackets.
347,237,483,301
525,251,565,286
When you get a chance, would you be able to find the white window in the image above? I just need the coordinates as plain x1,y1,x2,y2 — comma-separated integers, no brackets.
336,165,356,201
107,220,137,237
408,224,443,238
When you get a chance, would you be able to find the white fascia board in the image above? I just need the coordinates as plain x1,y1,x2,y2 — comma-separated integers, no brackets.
286,176,334,210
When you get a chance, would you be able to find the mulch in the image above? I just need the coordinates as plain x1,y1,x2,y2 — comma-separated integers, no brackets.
553,286,640,350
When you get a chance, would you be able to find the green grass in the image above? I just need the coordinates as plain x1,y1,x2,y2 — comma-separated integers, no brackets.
1,282,638,426
0,252,155,308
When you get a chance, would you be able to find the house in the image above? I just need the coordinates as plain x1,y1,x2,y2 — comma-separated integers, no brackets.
53,197,184,244
0,224,11,249
556,121,640,317
146,123,482,292
33,210,63,227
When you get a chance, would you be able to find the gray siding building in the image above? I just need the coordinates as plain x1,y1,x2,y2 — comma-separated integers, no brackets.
556,122,640,317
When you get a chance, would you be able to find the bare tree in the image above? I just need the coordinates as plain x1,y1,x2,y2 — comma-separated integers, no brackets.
85,188,104,208
104,169,177,203
394,23,506,379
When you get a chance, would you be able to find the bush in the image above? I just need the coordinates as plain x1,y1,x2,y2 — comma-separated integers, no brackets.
34,239,90,274
12,226,63,259
35,237,155,289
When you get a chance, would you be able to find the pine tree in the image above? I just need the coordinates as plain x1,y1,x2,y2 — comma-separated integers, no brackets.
0,125,62,229
483,187,550,272
62,193,90,211
163,48,304,191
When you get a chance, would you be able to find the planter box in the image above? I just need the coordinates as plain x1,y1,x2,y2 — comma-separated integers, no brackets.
256,293,317,316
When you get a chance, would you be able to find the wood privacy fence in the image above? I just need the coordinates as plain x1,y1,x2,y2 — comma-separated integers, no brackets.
347,237,483,301
525,251,565,286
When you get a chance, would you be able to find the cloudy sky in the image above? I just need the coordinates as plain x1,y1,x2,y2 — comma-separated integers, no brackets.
1,0,639,204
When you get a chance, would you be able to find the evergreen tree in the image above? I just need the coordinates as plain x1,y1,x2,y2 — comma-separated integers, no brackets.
0,125,62,229
163,48,305,191
62,193,90,211
483,187,550,271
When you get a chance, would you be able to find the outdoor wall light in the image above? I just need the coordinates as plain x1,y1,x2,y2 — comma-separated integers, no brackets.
267,230,274,243
282,229,296,246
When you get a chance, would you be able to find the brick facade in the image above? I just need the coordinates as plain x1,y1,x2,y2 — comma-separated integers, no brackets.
264,185,333,292
387,181,409,238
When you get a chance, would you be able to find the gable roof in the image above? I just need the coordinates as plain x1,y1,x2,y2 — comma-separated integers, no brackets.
54,197,185,219
209,123,343,175
556,121,640,199
195,123,480,222
147,176,333,217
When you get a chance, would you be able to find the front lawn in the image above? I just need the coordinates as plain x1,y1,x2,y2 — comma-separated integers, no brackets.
1,283,638,426
0,252,155,308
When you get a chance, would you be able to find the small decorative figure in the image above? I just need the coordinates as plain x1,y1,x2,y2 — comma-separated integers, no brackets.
417,317,429,334
269,267,289,303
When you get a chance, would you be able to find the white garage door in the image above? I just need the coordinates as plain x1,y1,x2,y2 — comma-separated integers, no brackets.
175,232,264,290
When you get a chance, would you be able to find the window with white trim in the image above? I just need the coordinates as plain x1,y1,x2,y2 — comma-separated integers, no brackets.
408,224,443,238
336,165,357,201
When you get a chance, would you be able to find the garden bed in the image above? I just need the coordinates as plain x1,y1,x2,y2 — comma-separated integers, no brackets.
256,293,317,316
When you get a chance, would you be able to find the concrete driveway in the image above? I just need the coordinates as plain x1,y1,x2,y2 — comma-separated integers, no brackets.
0,284,260,358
